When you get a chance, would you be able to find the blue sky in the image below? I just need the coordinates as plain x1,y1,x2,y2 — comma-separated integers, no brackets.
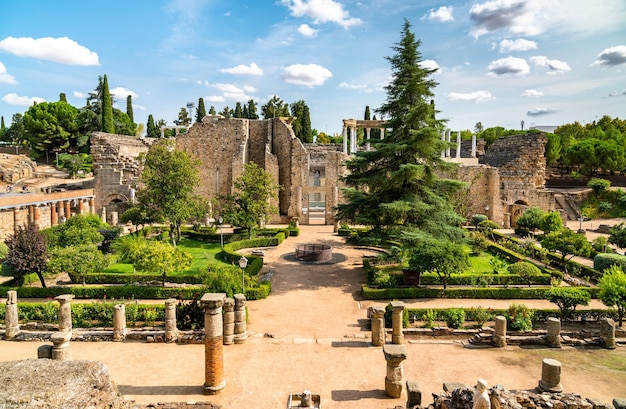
0,0,625,136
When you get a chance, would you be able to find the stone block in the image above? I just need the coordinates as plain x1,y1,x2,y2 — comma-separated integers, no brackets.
385,377,403,398
406,380,422,408
613,398,626,409
443,381,466,392
37,345,53,359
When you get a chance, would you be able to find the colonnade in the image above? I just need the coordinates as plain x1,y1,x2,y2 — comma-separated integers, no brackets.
440,129,477,159
13,197,95,228
341,119,386,154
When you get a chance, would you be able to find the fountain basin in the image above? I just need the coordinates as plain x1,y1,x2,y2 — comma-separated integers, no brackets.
295,244,333,262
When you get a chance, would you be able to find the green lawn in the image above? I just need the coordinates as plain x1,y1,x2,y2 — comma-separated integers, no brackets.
466,252,508,274
104,238,230,276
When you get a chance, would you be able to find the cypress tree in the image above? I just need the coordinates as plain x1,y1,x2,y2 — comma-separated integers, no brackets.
196,98,206,122
234,102,243,118
146,114,159,138
301,105,312,143
336,19,463,241
247,99,258,119
59,93,67,103
209,106,216,115
364,105,370,120
101,75,115,133
1,116,5,129
126,95,134,123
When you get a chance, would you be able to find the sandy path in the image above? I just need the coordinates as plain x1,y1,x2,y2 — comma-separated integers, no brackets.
1,225,625,408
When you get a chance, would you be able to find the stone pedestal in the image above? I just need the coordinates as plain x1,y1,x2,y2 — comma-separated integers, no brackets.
492,315,507,347
55,294,74,332
390,301,404,345
113,304,126,342
164,298,178,343
383,344,407,398
4,290,20,339
538,358,563,392
545,317,561,348
223,298,235,345
371,306,386,347
50,331,72,361
599,318,616,349
406,380,422,408
37,344,53,359
233,293,248,344
201,293,226,394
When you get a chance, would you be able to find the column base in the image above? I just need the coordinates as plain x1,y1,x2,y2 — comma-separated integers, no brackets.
234,333,248,344
203,380,226,395
538,380,563,393
385,377,402,398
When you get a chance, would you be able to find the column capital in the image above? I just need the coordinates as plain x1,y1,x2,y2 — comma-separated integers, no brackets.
201,293,226,310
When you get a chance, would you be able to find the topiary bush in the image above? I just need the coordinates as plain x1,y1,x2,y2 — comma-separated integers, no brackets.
506,261,542,287
444,308,466,329
594,253,626,272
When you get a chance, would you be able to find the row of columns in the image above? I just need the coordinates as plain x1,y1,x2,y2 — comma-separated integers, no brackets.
13,197,95,228
342,123,385,154
440,130,477,159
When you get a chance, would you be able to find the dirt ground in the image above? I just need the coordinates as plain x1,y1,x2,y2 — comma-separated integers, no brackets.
1,225,625,408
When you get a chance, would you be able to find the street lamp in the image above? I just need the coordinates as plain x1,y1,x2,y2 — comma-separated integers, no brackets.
218,216,224,251
238,256,248,294
578,216,585,234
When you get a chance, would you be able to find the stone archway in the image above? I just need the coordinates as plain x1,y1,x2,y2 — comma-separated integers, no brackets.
510,200,530,227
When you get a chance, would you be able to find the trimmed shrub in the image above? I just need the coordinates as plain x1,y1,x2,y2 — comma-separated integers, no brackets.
506,262,542,287
506,303,534,331
594,253,626,272
444,308,466,329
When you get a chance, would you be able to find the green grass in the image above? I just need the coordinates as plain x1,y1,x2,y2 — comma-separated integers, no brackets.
104,238,230,276
466,252,508,274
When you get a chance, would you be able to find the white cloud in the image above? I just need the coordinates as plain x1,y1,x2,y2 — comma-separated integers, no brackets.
487,57,529,76
591,45,626,67
498,38,537,53
0,36,99,65
2,92,46,106
205,95,225,102
423,6,454,22
0,61,17,85
421,59,441,74
338,81,368,90
522,89,543,97
469,0,547,38
298,24,319,37
608,89,626,97
133,104,147,111
73,91,85,99
447,90,494,103
527,107,557,116
530,56,571,74
219,63,263,76
281,64,332,87
211,83,246,93
110,87,138,100
281,0,361,29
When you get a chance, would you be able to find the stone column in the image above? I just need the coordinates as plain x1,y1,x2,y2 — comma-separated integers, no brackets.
89,198,95,214
164,298,178,343
50,203,58,226
545,317,561,348
599,317,616,349
365,127,371,151
110,211,118,226
234,293,248,344
342,125,348,154
390,301,404,345
538,358,563,392
51,294,74,361
445,129,451,157
492,315,507,347
32,205,40,226
4,290,20,340
201,293,226,395
101,206,107,223
350,127,357,154
383,344,407,398
456,131,461,158
471,134,477,157
64,201,71,220
223,297,235,345
113,304,126,342
380,128,385,140
371,306,386,347
441,130,446,157
78,199,85,215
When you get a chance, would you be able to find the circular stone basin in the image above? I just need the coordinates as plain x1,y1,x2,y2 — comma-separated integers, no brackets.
295,244,333,262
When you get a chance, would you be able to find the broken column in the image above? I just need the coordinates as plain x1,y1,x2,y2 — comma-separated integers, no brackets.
545,317,561,348
492,315,507,347
538,358,563,393
4,290,20,340
201,293,226,394
406,380,422,409
371,306,386,347
50,294,74,361
390,301,404,345
383,344,407,398
164,298,178,343
233,293,247,344
223,297,235,345
112,304,126,342
599,317,616,349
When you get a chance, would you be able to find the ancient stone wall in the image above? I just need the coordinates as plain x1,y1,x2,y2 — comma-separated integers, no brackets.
0,153,36,183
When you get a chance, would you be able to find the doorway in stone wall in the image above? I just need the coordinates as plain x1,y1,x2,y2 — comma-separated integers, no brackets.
308,191,326,224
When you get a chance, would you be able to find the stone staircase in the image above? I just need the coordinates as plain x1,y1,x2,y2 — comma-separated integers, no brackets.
554,193,581,221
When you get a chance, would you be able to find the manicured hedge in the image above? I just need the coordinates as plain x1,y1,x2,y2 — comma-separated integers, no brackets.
68,272,204,285
594,253,626,272
405,307,617,324
0,285,206,300
361,284,598,300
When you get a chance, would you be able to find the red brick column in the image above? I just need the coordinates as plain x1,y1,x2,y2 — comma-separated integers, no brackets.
78,199,84,215
50,203,58,225
89,198,95,214
64,201,71,220
201,293,226,394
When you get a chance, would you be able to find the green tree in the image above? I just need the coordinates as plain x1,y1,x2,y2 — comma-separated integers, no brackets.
126,95,134,123
246,99,258,119
59,93,67,103
544,133,561,167
364,105,371,121
209,106,216,115
234,102,243,118
597,265,626,326
136,139,208,246
609,223,626,251
407,236,469,289
57,153,90,177
133,240,193,286
545,287,591,321
101,74,115,133
146,114,159,138
22,101,79,154
515,207,544,234
507,261,541,287
290,100,312,143
540,228,591,266
540,211,563,234
336,19,464,242
262,95,286,119
218,105,232,118
588,178,611,197
47,244,113,285
3,113,24,145
43,214,109,248
196,97,206,123
174,107,191,126
5,224,50,287
218,162,282,238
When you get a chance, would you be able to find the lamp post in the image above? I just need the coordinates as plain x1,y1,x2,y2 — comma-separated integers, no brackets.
578,216,585,234
238,256,248,294
218,216,224,251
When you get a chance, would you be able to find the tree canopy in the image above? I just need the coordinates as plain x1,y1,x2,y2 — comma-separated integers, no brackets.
597,265,626,326
5,224,50,287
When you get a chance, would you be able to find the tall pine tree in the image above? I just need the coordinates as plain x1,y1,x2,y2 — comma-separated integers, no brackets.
146,114,159,138
196,98,206,122
247,99,258,119
101,75,115,133
336,19,464,242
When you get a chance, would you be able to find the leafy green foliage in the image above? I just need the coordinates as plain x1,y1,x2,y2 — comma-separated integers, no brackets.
540,228,591,265
507,262,541,287
609,223,626,250
22,101,79,154
57,153,91,177
101,75,115,133
471,214,488,226
133,241,193,286
545,287,591,320
43,214,108,248
5,224,49,287
444,308,465,329
407,236,470,289
506,303,534,331
515,207,544,232
540,211,563,234
201,264,243,297
0,242,8,260
47,244,114,284
597,265,626,326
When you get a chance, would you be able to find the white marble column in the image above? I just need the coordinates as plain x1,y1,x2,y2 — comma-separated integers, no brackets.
342,125,348,154
471,134,477,157
366,128,371,151
456,131,461,158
